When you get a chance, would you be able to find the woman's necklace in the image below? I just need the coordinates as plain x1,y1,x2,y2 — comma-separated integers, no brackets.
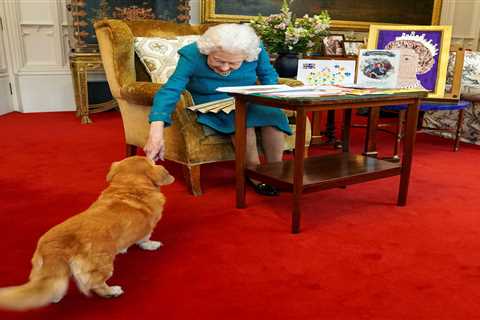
217,70,231,77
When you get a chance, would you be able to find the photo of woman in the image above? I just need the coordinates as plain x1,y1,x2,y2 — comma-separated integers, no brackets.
323,35,346,56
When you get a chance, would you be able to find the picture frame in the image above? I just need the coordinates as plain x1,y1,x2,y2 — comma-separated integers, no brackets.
67,0,187,53
201,0,442,31
343,40,365,56
367,25,452,98
323,34,346,56
296,56,357,86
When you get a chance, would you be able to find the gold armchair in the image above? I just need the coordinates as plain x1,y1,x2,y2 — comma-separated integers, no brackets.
94,19,310,196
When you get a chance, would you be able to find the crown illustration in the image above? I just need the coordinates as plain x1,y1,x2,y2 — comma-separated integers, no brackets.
394,32,439,57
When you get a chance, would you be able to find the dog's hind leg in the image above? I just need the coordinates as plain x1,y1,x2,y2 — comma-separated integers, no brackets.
92,283,124,298
137,234,163,251
71,252,123,298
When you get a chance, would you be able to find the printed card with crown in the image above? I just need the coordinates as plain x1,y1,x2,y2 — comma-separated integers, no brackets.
367,25,452,98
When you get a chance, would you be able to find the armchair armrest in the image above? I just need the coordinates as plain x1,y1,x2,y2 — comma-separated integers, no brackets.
121,82,161,106
120,82,194,109
278,78,303,87
120,81,197,133
277,78,303,117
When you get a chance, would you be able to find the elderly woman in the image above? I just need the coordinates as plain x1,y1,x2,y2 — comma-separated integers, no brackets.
144,23,291,196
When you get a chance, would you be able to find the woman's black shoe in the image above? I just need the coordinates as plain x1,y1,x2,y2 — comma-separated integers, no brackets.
247,179,279,196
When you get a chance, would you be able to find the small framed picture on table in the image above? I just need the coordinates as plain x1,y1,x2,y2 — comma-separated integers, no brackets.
323,34,346,56
343,40,365,56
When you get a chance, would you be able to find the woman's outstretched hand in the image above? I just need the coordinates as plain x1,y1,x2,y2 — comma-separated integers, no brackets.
144,121,165,161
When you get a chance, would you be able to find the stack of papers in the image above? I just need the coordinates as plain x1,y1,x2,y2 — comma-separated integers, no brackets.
217,84,346,97
187,97,235,114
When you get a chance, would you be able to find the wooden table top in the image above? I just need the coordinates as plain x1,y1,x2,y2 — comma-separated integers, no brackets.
230,89,428,107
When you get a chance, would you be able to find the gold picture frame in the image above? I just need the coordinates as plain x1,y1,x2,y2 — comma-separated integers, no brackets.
201,0,443,31
367,24,452,99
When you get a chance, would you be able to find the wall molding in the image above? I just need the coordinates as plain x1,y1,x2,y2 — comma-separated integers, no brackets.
1,0,74,112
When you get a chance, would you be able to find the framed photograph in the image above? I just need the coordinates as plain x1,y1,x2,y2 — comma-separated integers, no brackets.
201,0,442,30
323,35,346,56
343,40,365,56
296,57,356,86
367,25,452,98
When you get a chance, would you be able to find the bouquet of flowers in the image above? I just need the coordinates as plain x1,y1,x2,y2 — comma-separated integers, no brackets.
250,0,330,54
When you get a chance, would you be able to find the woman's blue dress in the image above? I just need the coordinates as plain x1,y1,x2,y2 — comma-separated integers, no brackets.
149,43,291,135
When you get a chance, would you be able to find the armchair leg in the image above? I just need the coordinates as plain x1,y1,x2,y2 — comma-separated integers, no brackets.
453,108,465,152
126,144,137,157
183,165,202,196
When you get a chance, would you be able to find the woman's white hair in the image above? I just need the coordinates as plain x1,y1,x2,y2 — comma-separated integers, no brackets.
197,23,261,62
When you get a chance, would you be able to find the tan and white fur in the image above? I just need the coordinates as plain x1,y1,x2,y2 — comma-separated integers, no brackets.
0,156,174,311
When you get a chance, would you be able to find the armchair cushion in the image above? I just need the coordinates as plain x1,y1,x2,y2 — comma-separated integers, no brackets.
134,35,199,83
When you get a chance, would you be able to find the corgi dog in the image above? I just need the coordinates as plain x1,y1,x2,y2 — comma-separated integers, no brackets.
0,156,174,311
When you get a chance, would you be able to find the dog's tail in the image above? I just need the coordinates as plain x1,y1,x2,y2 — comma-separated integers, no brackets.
0,251,70,311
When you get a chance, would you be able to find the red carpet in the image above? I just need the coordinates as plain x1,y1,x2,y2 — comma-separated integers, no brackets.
0,111,480,319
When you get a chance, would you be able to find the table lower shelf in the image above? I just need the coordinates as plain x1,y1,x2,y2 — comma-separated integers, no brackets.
246,152,401,192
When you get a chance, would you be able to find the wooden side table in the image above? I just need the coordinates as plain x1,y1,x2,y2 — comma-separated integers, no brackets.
233,90,427,233
70,52,117,124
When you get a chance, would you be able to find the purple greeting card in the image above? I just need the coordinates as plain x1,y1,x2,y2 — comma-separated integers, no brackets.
376,30,442,91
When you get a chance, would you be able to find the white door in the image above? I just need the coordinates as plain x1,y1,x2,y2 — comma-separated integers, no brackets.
0,14,12,116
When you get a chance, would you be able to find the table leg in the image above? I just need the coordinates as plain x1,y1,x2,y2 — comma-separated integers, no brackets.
453,108,465,152
342,108,352,153
235,98,247,209
391,110,406,161
398,100,420,206
363,106,379,157
292,108,306,234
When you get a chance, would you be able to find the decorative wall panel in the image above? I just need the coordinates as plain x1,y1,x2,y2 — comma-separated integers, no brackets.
19,1,55,24
21,25,57,66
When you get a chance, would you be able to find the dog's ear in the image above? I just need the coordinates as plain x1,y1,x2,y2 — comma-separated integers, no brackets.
148,165,174,187
106,161,120,182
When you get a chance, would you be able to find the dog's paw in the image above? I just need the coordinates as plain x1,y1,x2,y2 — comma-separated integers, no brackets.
138,240,163,251
106,286,124,298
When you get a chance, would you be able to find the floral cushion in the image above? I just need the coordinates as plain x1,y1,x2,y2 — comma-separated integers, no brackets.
134,35,199,84
445,51,480,94
461,51,480,88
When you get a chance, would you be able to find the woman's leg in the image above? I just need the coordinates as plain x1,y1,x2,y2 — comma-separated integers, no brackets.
231,127,279,196
246,127,261,167
231,127,260,167
260,126,285,163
